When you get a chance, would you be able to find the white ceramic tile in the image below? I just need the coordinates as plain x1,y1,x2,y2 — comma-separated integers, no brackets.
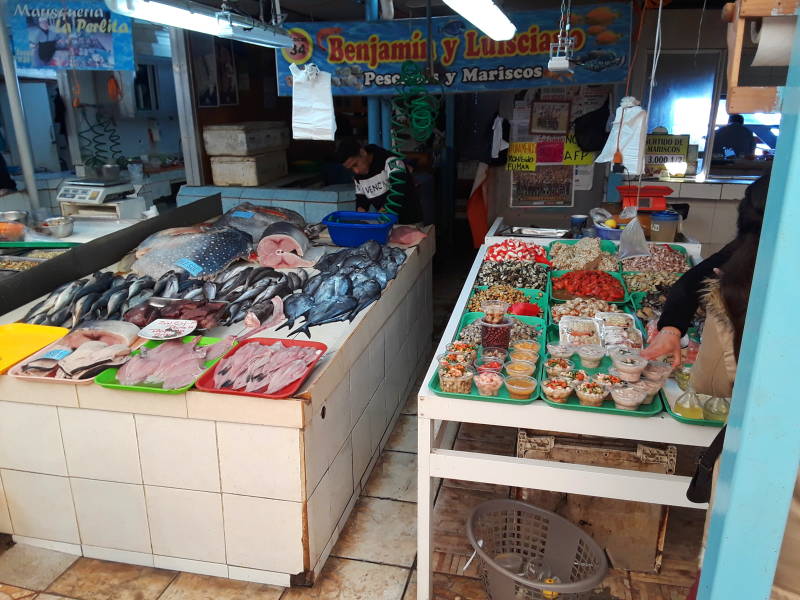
227,566,291,587
1,470,78,543
366,386,386,453
349,348,371,428
9,535,81,556
71,478,151,553
77,385,187,417
306,437,353,567
0,470,12,533
153,555,227,578
304,374,351,497
680,199,716,247
137,416,219,492
59,408,141,484
187,391,303,428
369,330,386,396
0,542,78,590
0,402,66,475
145,486,226,564
223,493,304,573
217,422,302,501
0,378,78,407
351,408,372,486
82,545,154,567
721,183,748,200
680,182,722,199
711,200,739,244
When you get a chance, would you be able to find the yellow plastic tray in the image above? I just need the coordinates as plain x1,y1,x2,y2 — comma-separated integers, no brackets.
0,323,69,374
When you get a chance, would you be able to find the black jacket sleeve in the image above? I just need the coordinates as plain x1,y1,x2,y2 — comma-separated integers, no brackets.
657,242,737,335
355,190,370,211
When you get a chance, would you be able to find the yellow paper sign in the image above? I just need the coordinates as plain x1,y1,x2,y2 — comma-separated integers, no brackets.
562,138,596,165
507,142,537,172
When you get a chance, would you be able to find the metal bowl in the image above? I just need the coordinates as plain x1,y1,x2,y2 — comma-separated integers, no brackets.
0,210,29,225
43,216,74,238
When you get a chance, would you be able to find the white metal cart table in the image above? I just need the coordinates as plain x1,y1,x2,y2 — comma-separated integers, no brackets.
416,244,716,600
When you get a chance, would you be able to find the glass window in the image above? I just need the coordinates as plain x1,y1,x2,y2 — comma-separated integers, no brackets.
715,99,781,157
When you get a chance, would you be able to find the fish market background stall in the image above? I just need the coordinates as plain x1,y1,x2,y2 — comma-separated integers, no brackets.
0,199,434,586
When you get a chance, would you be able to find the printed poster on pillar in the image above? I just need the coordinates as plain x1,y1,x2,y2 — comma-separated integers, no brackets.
7,0,134,71
276,4,631,96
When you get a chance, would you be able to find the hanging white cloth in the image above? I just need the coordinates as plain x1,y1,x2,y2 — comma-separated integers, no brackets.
289,63,337,141
596,96,647,175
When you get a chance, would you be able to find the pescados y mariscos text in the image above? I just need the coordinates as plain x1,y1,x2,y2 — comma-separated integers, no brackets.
362,66,550,88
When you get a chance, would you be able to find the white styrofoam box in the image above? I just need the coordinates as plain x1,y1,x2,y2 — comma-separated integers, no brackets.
348,348,372,429
351,409,372,488
1,470,79,543
153,555,227,578
306,437,353,567
0,472,12,534
217,422,302,501
203,122,290,157
222,493,304,573
145,486,225,564
680,183,722,200
305,374,351,498
59,408,141,484
136,416,219,492
210,152,288,187
71,478,150,554
0,402,66,476
83,545,154,567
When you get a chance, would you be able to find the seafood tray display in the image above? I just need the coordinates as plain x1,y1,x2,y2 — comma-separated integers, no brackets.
0,256,44,271
475,260,549,289
95,335,236,393
549,238,618,271
484,240,549,263
623,271,681,293
196,338,327,399
551,270,627,303
621,245,690,273
468,286,546,317
550,297,621,323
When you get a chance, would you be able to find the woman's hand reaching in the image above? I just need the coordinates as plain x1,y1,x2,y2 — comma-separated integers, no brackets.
640,326,683,367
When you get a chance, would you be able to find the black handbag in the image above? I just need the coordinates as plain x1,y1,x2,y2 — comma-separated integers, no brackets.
686,425,727,503
573,98,610,152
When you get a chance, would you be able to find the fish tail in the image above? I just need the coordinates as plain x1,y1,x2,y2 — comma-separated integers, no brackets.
288,323,311,338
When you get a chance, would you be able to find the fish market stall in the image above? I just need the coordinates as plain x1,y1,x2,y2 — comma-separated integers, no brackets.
415,237,717,600
0,201,434,586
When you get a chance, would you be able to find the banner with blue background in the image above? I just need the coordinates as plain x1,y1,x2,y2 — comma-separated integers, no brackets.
276,4,631,96
8,0,133,71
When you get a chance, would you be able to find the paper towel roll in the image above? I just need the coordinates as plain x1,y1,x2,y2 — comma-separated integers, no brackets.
751,16,796,67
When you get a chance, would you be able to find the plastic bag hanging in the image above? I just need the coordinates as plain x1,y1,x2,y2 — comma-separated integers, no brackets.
289,63,337,141
596,97,648,175
618,218,651,261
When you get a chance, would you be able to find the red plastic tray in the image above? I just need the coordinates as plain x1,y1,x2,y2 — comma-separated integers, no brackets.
194,337,328,399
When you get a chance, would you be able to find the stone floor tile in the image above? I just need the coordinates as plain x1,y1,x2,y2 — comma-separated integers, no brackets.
364,451,417,503
0,545,77,591
401,394,417,416
282,557,408,600
0,583,37,599
403,571,489,600
158,573,282,600
47,558,175,600
332,498,417,568
386,416,417,454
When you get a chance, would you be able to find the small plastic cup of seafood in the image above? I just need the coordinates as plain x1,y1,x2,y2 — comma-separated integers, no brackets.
438,364,475,394
610,354,648,382
545,357,573,377
512,339,541,355
542,378,573,403
631,378,663,405
481,300,510,324
481,317,513,349
577,345,605,369
474,371,504,397
575,381,608,407
505,359,536,377
547,343,575,359
504,375,537,400
509,349,538,363
445,342,478,364
474,356,504,374
481,346,508,361
610,386,647,410
643,360,674,382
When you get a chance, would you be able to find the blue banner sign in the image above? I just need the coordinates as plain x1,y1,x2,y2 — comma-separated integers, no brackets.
8,0,134,71
276,4,631,96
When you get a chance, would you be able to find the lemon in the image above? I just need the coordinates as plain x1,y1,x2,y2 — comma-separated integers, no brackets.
604,219,617,229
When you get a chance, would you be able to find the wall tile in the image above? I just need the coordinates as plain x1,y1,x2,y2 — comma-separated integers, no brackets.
71,478,150,554
217,422,302,501
0,473,11,533
59,408,141,484
145,486,225,564
305,373,351,497
0,403,66,475
137,416,219,492
153,556,227,578
1,470,78,543
82,545,154,568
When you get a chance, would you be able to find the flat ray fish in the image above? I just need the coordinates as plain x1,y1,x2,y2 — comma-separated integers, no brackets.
131,226,252,280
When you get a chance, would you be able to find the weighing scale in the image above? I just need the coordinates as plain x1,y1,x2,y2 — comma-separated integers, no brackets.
56,177,147,220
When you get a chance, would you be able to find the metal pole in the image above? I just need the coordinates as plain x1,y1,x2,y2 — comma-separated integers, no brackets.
381,99,392,150
366,0,381,146
699,17,800,600
0,8,40,209
169,28,204,185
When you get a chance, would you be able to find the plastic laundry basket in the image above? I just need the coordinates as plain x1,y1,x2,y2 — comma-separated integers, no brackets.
466,499,608,600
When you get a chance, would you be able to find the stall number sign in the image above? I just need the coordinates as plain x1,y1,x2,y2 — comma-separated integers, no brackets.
645,134,689,175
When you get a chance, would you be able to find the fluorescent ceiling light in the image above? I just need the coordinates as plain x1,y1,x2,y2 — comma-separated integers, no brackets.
105,0,293,48
442,0,516,41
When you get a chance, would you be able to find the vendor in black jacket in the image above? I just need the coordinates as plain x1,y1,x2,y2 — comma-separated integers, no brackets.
641,171,770,366
336,138,422,225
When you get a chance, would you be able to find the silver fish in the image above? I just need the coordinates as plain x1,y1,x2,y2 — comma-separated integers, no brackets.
106,288,129,317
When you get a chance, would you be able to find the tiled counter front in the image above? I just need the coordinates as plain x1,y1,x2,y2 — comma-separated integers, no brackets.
0,239,434,587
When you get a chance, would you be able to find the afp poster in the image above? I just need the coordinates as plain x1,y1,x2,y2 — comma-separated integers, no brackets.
276,4,631,96
8,0,134,71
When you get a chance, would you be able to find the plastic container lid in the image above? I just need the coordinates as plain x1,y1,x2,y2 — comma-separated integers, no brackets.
651,210,681,221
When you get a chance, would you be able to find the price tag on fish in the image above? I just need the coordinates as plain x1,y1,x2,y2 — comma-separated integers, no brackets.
138,319,198,341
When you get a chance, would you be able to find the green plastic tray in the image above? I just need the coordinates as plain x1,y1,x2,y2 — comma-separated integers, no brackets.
661,391,724,427
94,336,230,394
620,243,692,272
468,286,547,316
622,272,684,295
457,312,546,345
549,270,630,305
547,239,620,271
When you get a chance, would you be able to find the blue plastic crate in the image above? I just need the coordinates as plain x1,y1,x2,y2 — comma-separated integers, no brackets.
322,211,397,247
